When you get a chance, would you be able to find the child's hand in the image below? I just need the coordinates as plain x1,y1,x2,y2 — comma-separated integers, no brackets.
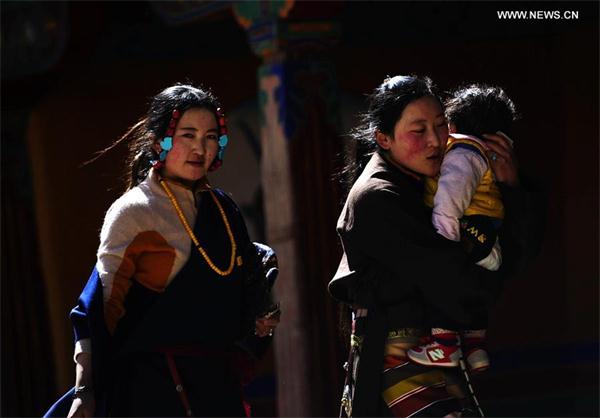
482,132,519,186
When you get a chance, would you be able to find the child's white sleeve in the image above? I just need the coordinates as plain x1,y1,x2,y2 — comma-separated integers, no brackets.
432,147,488,241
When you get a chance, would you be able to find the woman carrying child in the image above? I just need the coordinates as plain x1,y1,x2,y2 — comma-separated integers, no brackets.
329,75,539,417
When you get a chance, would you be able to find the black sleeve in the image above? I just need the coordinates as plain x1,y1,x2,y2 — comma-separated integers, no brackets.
350,187,482,329
220,192,276,358
219,192,271,334
465,177,546,314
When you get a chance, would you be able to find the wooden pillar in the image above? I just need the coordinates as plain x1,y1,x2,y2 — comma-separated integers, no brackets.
234,2,344,416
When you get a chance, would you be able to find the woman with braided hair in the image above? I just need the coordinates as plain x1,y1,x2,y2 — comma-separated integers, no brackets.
48,84,280,417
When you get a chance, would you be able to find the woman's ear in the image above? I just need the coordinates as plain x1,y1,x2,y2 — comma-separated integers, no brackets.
448,123,457,134
151,141,161,154
375,131,392,150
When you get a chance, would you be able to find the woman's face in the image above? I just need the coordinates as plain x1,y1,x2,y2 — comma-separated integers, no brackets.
159,107,219,186
378,95,448,177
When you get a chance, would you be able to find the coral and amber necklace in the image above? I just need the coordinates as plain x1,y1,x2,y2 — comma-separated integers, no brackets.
159,179,239,276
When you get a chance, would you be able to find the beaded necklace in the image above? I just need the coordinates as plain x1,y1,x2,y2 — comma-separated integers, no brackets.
159,179,240,276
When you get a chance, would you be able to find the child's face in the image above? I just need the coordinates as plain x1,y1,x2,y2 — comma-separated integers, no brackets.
378,96,447,177
159,107,219,186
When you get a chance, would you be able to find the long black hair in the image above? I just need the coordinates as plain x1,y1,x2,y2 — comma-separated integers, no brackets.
339,75,443,191
88,83,221,190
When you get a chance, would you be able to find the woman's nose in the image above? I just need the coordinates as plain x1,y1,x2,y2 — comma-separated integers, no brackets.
427,130,442,148
192,137,206,155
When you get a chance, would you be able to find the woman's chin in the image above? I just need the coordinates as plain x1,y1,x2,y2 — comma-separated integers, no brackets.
184,167,207,180
423,161,442,177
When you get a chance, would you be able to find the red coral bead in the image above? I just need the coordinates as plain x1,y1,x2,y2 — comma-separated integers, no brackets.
172,110,180,119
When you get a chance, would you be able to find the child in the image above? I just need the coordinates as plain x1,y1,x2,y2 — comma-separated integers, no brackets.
64,84,280,417
408,84,518,372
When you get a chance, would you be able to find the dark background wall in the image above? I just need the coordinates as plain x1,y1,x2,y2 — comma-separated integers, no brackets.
2,1,598,416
